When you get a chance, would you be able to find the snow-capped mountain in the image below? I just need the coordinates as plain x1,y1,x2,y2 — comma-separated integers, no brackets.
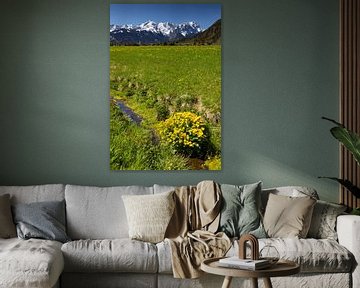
110,20,202,45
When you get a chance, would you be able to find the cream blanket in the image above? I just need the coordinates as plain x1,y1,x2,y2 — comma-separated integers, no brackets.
165,181,231,278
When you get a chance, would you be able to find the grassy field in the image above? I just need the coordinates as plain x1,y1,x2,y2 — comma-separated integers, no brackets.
110,45,221,170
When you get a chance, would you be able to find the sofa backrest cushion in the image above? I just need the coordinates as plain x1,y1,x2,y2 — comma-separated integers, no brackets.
261,186,319,213
0,184,65,204
65,185,153,239
0,194,17,238
153,184,176,194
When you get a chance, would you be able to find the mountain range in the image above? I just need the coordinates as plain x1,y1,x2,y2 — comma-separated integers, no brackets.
174,19,221,45
110,20,202,45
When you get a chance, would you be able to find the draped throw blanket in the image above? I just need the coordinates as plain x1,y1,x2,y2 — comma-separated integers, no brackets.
165,181,231,278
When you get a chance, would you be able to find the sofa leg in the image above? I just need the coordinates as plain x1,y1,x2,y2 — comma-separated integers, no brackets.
221,276,232,288
263,277,273,288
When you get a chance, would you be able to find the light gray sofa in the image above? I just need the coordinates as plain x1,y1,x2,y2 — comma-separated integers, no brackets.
0,184,359,288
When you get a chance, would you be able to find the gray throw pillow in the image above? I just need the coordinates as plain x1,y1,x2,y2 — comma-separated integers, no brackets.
307,200,347,240
218,182,266,238
0,194,17,238
12,200,70,243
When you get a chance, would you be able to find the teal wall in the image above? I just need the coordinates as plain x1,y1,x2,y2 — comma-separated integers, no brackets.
0,0,340,202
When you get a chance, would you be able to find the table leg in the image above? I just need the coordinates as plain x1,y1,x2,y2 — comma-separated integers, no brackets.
221,276,233,288
263,277,273,288
251,278,258,288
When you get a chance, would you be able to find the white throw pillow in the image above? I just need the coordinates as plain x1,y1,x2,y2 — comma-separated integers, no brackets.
122,191,175,243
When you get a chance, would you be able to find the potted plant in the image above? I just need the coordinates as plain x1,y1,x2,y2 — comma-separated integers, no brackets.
320,117,360,215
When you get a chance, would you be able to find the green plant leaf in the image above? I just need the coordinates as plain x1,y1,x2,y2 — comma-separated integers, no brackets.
322,117,360,165
330,127,360,165
318,177,360,198
322,116,344,127
351,208,360,215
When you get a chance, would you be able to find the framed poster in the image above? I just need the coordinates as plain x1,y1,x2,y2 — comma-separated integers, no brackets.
110,4,221,170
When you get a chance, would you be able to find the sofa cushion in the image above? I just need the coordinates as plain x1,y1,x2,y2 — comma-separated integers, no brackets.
61,239,158,273
0,184,65,204
65,185,153,239
233,238,353,273
158,237,353,274
0,238,64,288
0,194,16,238
122,191,175,243
156,240,173,274
263,193,316,238
261,238,353,273
153,184,176,194
61,273,157,288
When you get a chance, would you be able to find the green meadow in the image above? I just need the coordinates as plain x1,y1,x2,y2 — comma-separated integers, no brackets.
110,45,221,170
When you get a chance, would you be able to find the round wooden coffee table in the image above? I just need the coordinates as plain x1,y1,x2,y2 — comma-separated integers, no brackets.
201,257,300,288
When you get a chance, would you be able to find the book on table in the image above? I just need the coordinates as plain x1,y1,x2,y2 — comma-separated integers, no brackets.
218,257,271,270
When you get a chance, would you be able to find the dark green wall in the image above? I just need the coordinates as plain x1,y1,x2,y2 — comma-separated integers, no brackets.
0,0,340,202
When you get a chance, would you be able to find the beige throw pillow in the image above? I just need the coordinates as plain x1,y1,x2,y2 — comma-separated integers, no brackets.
263,193,316,238
0,194,17,238
122,191,175,243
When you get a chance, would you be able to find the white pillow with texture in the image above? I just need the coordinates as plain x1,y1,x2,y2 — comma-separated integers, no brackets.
307,200,347,240
122,191,175,243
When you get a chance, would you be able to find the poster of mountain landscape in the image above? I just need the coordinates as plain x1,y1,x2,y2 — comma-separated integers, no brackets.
110,4,221,170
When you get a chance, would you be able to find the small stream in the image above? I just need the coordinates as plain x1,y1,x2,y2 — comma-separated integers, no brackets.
113,99,206,170
115,100,143,125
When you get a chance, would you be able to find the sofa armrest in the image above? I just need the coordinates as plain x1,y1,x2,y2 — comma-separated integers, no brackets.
337,215,360,288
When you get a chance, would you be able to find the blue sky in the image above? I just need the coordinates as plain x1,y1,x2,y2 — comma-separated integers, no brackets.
110,4,221,30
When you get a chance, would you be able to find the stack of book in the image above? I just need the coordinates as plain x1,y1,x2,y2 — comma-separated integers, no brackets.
218,257,271,270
